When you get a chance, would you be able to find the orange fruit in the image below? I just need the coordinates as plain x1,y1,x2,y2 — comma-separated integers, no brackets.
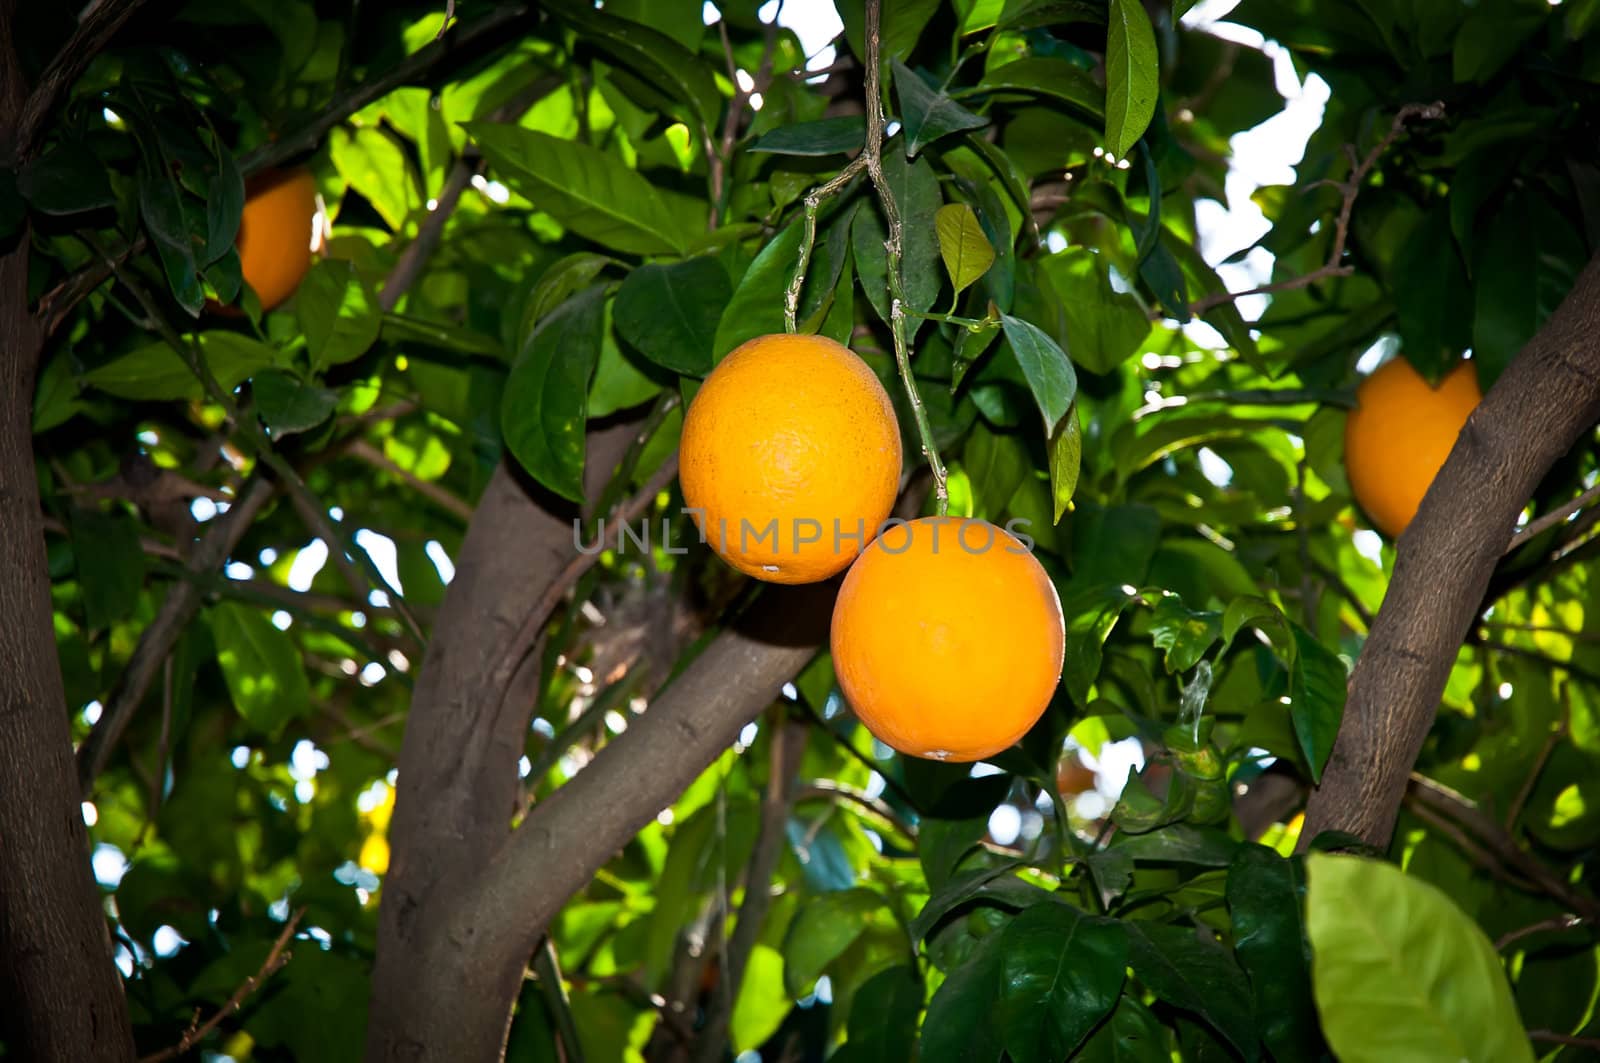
1343,358,1482,538
679,333,902,584
233,167,318,311
830,517,1065,762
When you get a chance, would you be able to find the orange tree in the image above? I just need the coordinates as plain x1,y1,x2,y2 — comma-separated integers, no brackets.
3,0,1600,1060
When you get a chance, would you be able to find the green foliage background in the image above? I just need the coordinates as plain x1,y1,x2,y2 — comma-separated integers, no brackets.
10,0,1600,1058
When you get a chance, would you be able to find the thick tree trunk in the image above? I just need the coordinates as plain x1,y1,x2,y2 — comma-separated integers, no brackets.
1304,252,1600,848
0,6,137,1057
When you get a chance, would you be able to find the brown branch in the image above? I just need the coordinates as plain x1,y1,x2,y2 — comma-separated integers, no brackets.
1303,251,1600,849
1495,913,1587,952
347,440,473,521
1529,1030,1600,1050
796,779,917,841
137,909,303,1063
1505,480,1600,555
1402,799,1540,895
692,713,808,1063
1504,691,1567,832
708,11,780,228
78,477,277,793
16,0,156,159
1188,102,1445,317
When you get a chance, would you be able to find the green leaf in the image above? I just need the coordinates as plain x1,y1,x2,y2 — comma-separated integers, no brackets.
209,601,311,737
1063,584,1140,707
545,0,721,134
934,203,997,298
953,316,1002,390
138,168,205,316
884,146,945,315
1227,846,1325,1063
1049,403,1082,523
895,59,989,158
521,253,620,340
841,0,942,67
1454,10,1545,83
1125,921,1259,1060
329,125,421,231
18,141,116,215
502,286,607,501
730,945,790,1052
970,57,1105,119
782,888,885,997
203,143,245,266
749,116,867,156
997,903,1126,1063
911,863,1050,941
1287,624,1346,783
297,259,382,371
253,369,337,437
1392,207,1470,382
1111,824,1240,866
381,313,508,359
1001,313,1078,432
1076,995,1168,1062
1106,0,1160,158
613,258,730,375
713,221,802,359
1148,594,1222,673
69,508,146,630
83,332,279,401
920,929,1006,1062
466,123,691,255
1305,853,1535,1063
589,319,665,418
963,421,1029,519
1471,190,1587,386
998,0,1108,31
918,815,992,891
34,351,82,433
829,965,922,1063
1041,249,1151,375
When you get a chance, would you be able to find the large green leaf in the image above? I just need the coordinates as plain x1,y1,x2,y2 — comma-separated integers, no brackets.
895,59,989,158
997,903,1127,1063
841,0,941,67
829,965,923,1063
1221,597,1347,781
1001,313,1078,432
1075,995,1169,1062
613,258,730,375
712,221,803,359
1392,206,1470,383
209,601,311,737
1041,248,1151,375
545,0,720,134
466,123,691,255
330,125,422,231
297,259,382,371
920,928,1006,1062
83,332,279,401
1125,921,1259,1060
502,286,607,501
1227,846,1326,1062
1471,189,1587,386
968,57,1105,119
782,888,886,997
1305,853,1535,1063
252,369,337,436
1049,402,1082,523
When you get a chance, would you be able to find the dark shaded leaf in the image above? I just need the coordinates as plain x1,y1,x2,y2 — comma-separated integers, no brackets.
70,508,146,630
749,116,867,156
895,59,989,157
253,369,337,436
1125,921,1259,1060
614,257,730,376
919,928,1006,1062
209,601,311,737
1105,0,1160,157
998,903,1126,1062
1227,846,1326,1062
502,286,606,501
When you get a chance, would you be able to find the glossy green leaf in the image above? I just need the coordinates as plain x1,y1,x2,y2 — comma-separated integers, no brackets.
782,888,885,997
1392,206,1470,382
1001,313,1078,433
1049,400,1082,523
83,332,279,401
546,0,720,133
466,123,691,255
1227,846,1326,1062
613,258,730,375
730,944,790,1052
713,221,803,359
911,862,1046,942
884,146,945,315
203,143,245,266
502,286,606,501
829,965,922,1063
935,203,996,298
70,508,146,631
253,369,337,436
330,125,421,231
895,59,989,157
1288,623,1347,782
970,57,1104,119
1112,824,1240,867
749,116,867,156
1148,594,1222,673
1063,583,1140,707
997,903,1126,1062
919,928,1006,1062
953,316,1003,390
209,601,311,737
297,259,382,370
1306,853,1535,1063
1125,921,1259,1060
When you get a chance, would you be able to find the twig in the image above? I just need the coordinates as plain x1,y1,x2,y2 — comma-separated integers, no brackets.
1528,1030,1600,1050
692,714,807,1063
1495,913,1587,952
783,156,867,332
1505,481,1600,555
17,0,155,158
532,936,585,1063
795,780,917,841
1308,558,1375,630
1407,774,1600,921
1402,799,1540,894
137,909,304,1062
1504,690,1567,832
1480,621,1600,643
1482,639,1600,691
1187,102,1445,316
860,0,949,514
346,440,473,521
78,477,277,793
707,15,780,228
488,451,681,701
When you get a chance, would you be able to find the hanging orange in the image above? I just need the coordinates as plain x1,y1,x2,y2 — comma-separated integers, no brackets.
233,167,318,311
678,333,902,584
830,517,1065,762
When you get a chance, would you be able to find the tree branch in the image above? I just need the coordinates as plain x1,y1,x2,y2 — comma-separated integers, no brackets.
16,0,155,160
1303,251,1600,848
1188,102,1445,317
137,909,304,1063
1504,479,1600,555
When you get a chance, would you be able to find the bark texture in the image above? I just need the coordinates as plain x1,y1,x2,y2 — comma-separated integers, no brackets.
0,18,135,1061
1304,252,1600,848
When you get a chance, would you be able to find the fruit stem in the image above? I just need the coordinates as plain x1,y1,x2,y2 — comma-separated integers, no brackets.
861,0,949,515
783,155,866,333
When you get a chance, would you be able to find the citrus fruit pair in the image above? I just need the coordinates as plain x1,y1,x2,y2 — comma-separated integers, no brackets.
1345,358,1482,538
679,332,1066,763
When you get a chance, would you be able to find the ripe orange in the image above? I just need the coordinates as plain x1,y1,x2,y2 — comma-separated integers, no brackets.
1343,358,1482,538
830,517,1066,762
679,333,902,584
234,167,318,311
